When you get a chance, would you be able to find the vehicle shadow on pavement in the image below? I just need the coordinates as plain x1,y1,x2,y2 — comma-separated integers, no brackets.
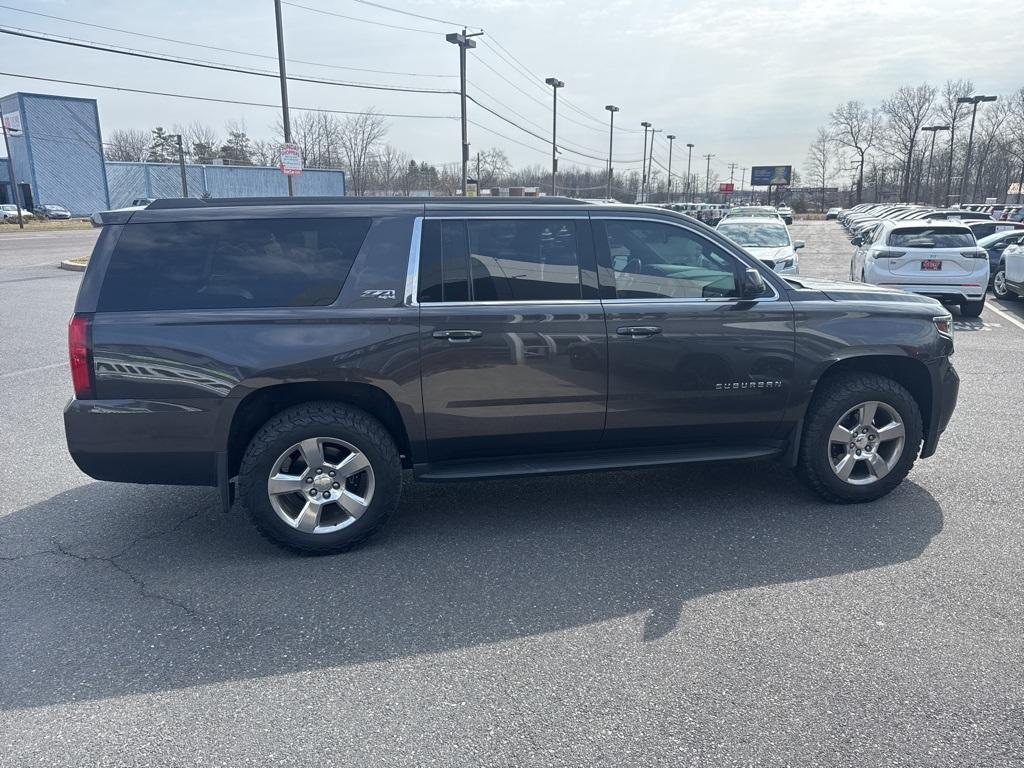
0,461,943,710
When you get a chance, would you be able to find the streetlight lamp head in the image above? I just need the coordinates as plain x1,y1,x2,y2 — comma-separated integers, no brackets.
686,143,695,148
641,121,651,128
545,77,564,88
605,105,619,113
957,96,973,104
979,95,997,102
667,134,676,140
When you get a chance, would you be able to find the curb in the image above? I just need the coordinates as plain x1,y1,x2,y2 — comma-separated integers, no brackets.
60,259,87,272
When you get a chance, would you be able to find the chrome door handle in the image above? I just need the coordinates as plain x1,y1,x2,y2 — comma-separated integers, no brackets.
433,329,483,342
616,326,662,338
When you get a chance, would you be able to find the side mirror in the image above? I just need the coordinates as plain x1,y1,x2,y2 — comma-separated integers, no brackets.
740,268,767,299
793,240,805,250
850,236,864,246
993,241,1007,251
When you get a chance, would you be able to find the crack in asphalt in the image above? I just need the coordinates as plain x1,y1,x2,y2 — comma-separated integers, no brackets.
2,510,206,622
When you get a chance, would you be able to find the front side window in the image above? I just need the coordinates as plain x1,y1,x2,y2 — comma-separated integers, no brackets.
419,219,582,302
603,219,739,299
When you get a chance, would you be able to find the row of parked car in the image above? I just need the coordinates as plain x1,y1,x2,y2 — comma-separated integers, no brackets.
0,203,74,222
834,202,1024,315
642,202,795,227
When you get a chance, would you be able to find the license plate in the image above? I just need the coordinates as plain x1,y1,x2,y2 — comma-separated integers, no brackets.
921,260,942,271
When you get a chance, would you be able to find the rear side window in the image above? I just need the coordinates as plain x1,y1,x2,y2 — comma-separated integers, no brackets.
97,218,371,311
887,227,974,249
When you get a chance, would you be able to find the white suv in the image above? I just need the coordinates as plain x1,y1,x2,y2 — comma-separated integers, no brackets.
1003,242,1024,299
850,220,988,317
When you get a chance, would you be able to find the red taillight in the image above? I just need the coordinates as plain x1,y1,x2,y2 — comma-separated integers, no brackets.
68,313,94,399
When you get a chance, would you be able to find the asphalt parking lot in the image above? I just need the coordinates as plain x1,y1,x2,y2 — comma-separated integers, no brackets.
1,221,1022,767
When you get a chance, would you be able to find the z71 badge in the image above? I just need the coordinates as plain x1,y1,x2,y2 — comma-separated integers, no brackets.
361,289,397,300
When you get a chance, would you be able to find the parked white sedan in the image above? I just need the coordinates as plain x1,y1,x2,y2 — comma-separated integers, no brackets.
716,217,803,274
0,204,34,222
1003,242,1024,299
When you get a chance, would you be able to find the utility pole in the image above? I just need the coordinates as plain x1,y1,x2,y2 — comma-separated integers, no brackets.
685,143,694,202
447,28,483,196
1,118,24,228
703,153,715,200
958,94,997,204
476,151,481,190
740,167,747,197
175,134,189,198
274,0,294,196
727,162,737,203
666,135,676,204
639,122,651,203
604,105,618,200
545,77,564,196
648,129,660,201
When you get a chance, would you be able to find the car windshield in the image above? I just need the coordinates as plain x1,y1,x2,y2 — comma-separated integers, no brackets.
977,231,1020,247
888,227,974,248
1,205,17,211
718,222,790,247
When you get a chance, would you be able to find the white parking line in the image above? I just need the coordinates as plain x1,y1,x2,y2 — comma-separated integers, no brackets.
0,361,68,379
985,302,1024,332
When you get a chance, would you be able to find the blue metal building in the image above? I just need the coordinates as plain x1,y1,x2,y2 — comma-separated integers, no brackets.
1,91,346,215
1,92,109,215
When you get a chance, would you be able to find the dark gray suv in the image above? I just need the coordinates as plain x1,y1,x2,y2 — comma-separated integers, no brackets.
64,197,959,554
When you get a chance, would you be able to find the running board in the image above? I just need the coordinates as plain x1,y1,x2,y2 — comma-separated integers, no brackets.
414,444,782,482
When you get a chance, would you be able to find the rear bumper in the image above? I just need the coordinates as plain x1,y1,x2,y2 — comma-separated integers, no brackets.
874,283,986,302
921,359,959,459
64,398,221,486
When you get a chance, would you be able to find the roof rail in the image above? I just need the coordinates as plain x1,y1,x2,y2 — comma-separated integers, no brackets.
146,195,583,210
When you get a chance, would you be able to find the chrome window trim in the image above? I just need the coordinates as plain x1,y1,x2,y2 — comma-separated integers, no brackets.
593,215,781,303
403,216,423,307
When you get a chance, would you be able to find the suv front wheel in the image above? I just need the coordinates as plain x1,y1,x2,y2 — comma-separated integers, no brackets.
239,402,402,555
796,374,922,503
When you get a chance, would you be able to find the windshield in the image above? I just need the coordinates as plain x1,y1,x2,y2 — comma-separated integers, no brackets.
888,227,974,248
977,231,1021,247
1,205,17,211
718,222,790,247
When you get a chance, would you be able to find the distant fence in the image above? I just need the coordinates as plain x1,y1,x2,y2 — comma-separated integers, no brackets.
105,162,346,208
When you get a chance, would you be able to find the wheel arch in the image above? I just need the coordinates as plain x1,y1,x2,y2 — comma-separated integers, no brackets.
223,382,414,479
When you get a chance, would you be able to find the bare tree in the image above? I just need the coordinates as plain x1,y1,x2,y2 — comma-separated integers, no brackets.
476,148,511,189
183,121,219,164
104,128,150,161
936,79,974,204
371,144,407,194
250,138,278,167
336,111,387,195
1008,87,1024,204
805,127,835,211
969,100,1010,201
881,83,937,201
830,100,882,203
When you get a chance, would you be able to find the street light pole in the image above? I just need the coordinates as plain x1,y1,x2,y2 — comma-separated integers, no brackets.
647,128,660,201
1,118,24,228
174,134,188,198
545,77,564,196
639,122,651,203
666,134,675,204
447,28,482,196
604,105,618,200
703,153,715,200
273,0,294,197
685,143,694,202
958,94,996,204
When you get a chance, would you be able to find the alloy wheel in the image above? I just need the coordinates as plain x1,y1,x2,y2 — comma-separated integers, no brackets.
828,401,905,486
992,269,1007,299
267,437,375,534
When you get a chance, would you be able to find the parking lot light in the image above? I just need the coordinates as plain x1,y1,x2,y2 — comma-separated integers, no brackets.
605,105,619,199
957,95,997,203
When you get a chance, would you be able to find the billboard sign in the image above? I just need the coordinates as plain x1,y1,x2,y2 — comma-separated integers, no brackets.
719,182,735,193
278,142,303,176
751,165,792,186
2,110,22,134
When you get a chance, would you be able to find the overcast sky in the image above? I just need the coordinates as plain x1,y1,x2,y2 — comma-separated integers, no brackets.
1,0,1020,183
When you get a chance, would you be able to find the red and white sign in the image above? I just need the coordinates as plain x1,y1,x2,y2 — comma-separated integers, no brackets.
278,142,303,176
719,182,735,193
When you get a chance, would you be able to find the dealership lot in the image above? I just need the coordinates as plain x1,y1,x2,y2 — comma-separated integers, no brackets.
1,221,1022,766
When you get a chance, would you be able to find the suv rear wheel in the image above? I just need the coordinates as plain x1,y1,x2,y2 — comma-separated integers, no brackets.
796,374,922,503
239,401,401,555
959,297,985,317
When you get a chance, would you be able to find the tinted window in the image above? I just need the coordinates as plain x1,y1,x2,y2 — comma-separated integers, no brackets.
98,218,370,311
604,220,739,299
717,222,790,247
467,219,581,301
417,220,471,303
887,227,975,248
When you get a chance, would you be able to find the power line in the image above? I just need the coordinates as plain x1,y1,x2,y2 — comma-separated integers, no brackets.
0,26,458,95
0,3,454,78
280,1,442,35
0,71,460,120
347,0,477,29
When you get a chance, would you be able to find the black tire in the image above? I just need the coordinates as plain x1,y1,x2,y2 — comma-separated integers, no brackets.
991,264,1010,299
796,374,922,504
238,401,402,555
959,297,985,317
